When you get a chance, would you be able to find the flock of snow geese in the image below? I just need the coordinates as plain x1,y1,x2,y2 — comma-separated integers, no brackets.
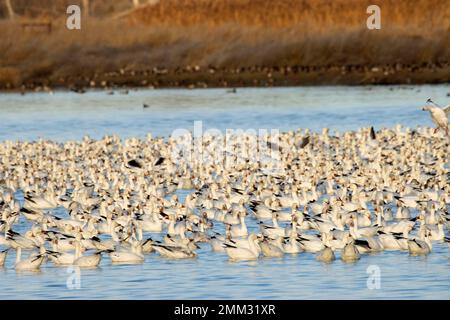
0,99,449,271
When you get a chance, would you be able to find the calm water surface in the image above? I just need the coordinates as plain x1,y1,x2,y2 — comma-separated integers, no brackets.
0,85,449,299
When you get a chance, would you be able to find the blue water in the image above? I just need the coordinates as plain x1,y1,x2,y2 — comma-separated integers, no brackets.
0,85,449,141
0,85,449,299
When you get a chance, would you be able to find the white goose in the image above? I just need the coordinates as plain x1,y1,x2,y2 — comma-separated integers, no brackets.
109,241,145,264
152,243,197,259
48,248,78,266
248,199,274,220
24,192,57,210
282,235,303,254
15,247,46,271
425,219,445,241
74,251,103,268
354,237,384,253
224,234,260,261
135,211,163,233
260,237,284,257
297,234,325,253
349,215,379,238
229,212,248,238
408,231,433,255
378,231,409,250
209,233,228,253
422,99,449,134
259,213,285,238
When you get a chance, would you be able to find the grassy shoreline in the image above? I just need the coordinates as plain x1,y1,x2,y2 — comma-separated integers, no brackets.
2,63,450,92
1,0,449,91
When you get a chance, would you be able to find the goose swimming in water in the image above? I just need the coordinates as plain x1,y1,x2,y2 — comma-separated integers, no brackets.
0,124,448,275
353,237,384,253
153,243,197,259
74,250,103,268
15,247,47,271
224,234,260,261
341,242,361,262
260,237,284,257
408,230,433,255
316,246,335,263
282,234,303,254
228,212,248,238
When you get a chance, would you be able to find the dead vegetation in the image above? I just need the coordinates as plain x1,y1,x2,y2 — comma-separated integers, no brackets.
0,0,449,89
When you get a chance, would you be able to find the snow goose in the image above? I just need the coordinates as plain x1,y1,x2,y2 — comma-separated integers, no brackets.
425,219,445,241
408,231,432,255
259,213,285,238
249,199,275,220
163,234,199,251
284,215,298,237
341,242,361,262
210,233,228,253
323,231,350,250
224,234,260,261
282,234,303,254
378,231,409,250
316,246,336,263
382,219,415,234
394,195,418,210
349,216,379,238
23,191,57,210
422,99,449,135
229,212,248,238
48,248,78,266
6,230,37,250
309,199,330,216
297,234,325,253
141,238,155,253
354,237,384,253
15,247,46,271
110,249,144,264
74,251,103,268
153,243,197,259
223,211,240,225
383,206,393,221
260,237,284,257
19,207,44,222
135,211,163,233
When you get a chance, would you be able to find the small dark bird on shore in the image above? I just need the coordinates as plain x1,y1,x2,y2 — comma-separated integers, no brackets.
143,103,149,108
70,87,86,94
266,141,280,152
126,159,143,169
154,157,165,166
227,88,237,93
370,126,376,140
297,136,310,149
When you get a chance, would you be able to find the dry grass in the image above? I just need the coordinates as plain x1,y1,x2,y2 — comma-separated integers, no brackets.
0,0,449,88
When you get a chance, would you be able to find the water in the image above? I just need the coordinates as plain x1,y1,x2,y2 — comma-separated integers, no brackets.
1,85,449,141
0,85,449,299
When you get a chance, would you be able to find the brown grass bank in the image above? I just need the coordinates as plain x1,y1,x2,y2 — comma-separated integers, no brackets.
0,0,449,90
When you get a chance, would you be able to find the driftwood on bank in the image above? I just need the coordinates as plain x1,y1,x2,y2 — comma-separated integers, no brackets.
111,0,160,20
5,0,15,20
